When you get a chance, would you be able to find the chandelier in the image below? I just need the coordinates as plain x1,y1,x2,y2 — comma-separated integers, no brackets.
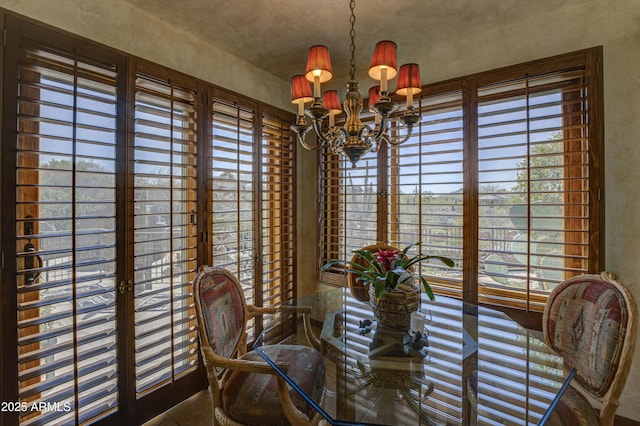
290,0,422,168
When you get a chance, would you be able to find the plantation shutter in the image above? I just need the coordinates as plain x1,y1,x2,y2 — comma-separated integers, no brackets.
261,111,296,304
476,68,591,310
388,91,465,293
15,44,120,425
210,95,257,305
133,74,199,396
320,143,379,283
319,50,601,311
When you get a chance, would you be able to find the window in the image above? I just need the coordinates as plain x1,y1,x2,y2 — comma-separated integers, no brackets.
133,74,199,396
260,110,295,305
13,42,120,425
476,68,594,309
320,143,379,284
320,48,603,311
210,96,257,298
210,92,296,341
388,92,465,290
2,16,296,425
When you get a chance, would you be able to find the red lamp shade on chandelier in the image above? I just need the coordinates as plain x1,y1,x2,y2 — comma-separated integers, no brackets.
368,41,398,92
323,89,342,126
322,90,341,112
305,45,333,98
396,63,422,107
290,74,313,116
367,86,381,109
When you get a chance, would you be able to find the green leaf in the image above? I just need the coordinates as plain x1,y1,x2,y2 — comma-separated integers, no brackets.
322,245,453,302
353,250,386,275
419,275,435,301
399,243,416,258
374,277,386,298
345,262,370,273
404,255,454,269
322,258,372,274
384,269,397,288
353,249,376,262
430,256,455,268
321,259,343,271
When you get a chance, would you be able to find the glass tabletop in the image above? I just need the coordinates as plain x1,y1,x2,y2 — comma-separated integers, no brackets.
254,288,569,426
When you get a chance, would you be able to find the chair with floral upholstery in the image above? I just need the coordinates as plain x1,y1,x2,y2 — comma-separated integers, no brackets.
192,266,326,425
542,272,637,426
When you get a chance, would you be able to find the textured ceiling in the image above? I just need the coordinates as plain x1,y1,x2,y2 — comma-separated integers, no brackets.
122,0,592,92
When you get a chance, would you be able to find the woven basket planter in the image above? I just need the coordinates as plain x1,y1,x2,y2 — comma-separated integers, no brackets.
369,281,421,331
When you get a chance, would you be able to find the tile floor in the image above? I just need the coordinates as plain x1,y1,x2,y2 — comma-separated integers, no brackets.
143,389,212,426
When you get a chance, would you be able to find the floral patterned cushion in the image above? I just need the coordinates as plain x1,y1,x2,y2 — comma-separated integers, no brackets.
195,270,245,359
546,385,598,426
545,275,629,397
221,345,325,425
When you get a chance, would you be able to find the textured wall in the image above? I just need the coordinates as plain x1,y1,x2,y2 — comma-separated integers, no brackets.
415,2,640,420
1,0,639,420
0,0,291,110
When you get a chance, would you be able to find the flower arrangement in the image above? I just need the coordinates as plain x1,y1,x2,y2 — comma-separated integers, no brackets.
322,243,454,300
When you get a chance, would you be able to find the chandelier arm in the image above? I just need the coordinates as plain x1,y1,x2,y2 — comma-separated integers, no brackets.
385,124,415,146
328,128,346,154
296,132,325,151
367,131,388,152
357,124,368,141
359,122,375,141
370,134,381,153
368,113,390,140
356,124,382,153
311,117,334,146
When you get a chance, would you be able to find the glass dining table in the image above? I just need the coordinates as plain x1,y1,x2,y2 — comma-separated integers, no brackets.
254,288,569,426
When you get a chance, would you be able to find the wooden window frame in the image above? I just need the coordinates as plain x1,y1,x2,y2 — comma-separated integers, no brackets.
1,11,296,425
319,48,604,317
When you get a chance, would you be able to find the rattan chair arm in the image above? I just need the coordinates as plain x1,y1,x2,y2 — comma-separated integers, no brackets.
302,313,322,351
248,304,320,351
276,376,312,426
247,305,280,317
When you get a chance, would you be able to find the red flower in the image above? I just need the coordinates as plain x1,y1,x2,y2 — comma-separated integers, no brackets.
374,249,399,272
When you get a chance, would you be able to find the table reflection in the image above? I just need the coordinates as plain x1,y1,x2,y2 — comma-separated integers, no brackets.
255,288,568,425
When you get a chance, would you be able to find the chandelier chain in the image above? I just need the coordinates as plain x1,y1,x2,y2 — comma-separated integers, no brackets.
349,0,356,80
